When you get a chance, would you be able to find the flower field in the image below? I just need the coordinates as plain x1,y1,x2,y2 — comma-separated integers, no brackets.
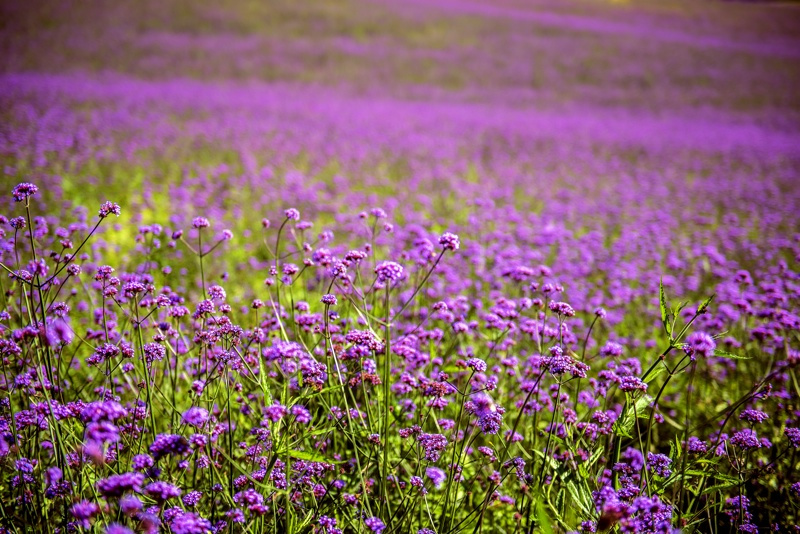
0,0,799,532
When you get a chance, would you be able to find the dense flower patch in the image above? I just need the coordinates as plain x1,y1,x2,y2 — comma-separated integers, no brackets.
0,175,797,532
1,0,799,532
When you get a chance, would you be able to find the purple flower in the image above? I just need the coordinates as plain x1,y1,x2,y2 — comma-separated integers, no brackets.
321,294,337,306
425,466,447,488
439,232,460,251
646,453,672,477
183,491,202,507
192,217,210,229
265,402,287,422
12,182,38,202
182,407,210,427
78,402,127,425
149,434,190,460
364,517,386,533
98,201,121,218
145,481,182,501
105,524,134,534
618,376,647,393
739,409,769,424
97,472,144,497
169,512,211,534
70,500,99,528
730,428,769,450
131,454,154,471
284,208,300,220
418,433,448,462
120,495,143,515
478,411,503,435
684,437,708,454
548,300,575,317
685,332,715,359
375,261,404,283
143,342,166,363
466,358,486,372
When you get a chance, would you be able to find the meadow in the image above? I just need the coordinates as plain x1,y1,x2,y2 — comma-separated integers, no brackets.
0,0,799,532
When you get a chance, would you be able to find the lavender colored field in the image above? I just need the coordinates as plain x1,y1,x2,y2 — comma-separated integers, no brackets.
0,0,799,533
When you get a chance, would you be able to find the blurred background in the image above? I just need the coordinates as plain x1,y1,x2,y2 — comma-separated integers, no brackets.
2,0,799,120
0,0,798,232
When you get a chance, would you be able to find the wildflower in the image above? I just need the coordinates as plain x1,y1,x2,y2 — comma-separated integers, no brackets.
466,357,487,372
478,411,503,435
321,294,337,306
418,433,448,462
730,428,769,450
364,517,386,533
183,491,202,507
12,182,38,202
149,434,190,460
425,467,446,488
143,343,166,363
145,481,182,501
285,208,300,220
97,472,144,497
98,201,121,218
170,511,212,534
618,376,647,392
192,217,210,229
439,232,460,251
375,261,404,283
208,285,226,300
684,436,708,454
182,407,210,428
105,524,134,534
646,453,672,477
739,409,769,424
548,301,575,317
685,332,715,360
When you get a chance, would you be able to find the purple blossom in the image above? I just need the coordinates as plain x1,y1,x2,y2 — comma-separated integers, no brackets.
12,182,38,202
375,261,404,283
439,232,460,251
364,517,386,533
182,407,210,427
98,201,122,218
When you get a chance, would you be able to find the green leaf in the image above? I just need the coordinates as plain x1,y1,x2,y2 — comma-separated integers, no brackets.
536,499,554,534
696,294,714,315
659,278,671,338
565,480,592,516
276,449,332,463
614,394,654,438
712,350,751,360
702,482,740,495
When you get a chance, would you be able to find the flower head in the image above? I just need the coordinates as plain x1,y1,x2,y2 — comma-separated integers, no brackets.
192,217,210,229
12,182,38,202
439,232,460,251
98,201,121,218
375,261,404,283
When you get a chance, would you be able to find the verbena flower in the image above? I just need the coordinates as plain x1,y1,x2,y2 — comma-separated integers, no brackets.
12,182,38,202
